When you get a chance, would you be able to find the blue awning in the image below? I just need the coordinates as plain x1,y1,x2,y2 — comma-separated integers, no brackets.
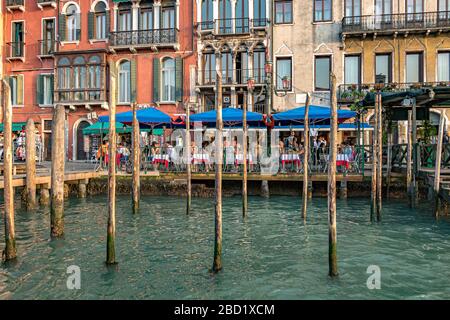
273,105,357,123
190,107,264,124
98,107,171,126
273,123,373,131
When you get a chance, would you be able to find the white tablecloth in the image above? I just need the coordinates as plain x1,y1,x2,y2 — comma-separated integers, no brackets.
193,153,210,163
281,154,301,161
235,154,253,163
153,154,170,161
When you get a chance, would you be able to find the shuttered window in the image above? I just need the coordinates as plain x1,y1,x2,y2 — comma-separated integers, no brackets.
8,75,24,106
36,74,54,106
153,58,160,102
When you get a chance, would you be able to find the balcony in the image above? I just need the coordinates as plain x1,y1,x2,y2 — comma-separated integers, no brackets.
342,11,450,38
109,28,178,50
198,18,268,35
6,0,24,12
6,42,24,61
55,88,108,106
38,40,55,57
37,0,57,10
199,68,267,87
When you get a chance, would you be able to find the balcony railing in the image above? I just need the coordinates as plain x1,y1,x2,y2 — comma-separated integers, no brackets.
55,88,107,104
252,18,269,28
6,0,24,7
342,11,450,35
7,42,24,59
201,68,267,86
216,18,250,34
109,28,178,47
38,39,55,56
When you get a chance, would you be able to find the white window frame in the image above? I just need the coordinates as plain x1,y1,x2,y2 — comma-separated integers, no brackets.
161,57,176,103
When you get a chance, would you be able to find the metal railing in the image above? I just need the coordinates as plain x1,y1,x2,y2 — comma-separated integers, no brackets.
252,18,268,28
55,88,107,104
6,0,23,6
201,68,267,86
109,28,178,47
7,42,24,58
39,39,55,56
342,11,450,34
216,18,250,34
199,21,214,31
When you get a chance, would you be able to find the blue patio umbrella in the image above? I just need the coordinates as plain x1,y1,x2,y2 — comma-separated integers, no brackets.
190,107,264,125
273,105,356,124
98,107,172,126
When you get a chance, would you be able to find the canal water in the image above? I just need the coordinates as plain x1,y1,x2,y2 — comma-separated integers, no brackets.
1,195,450,299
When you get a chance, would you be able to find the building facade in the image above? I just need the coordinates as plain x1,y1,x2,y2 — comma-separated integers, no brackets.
194,0,271,113
2,0,196,160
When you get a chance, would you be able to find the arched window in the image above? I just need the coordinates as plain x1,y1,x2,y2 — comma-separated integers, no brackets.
65,4,80,41
140,0,153,30
94,1,107,39
119,60,131,103
58,57,71,101
161,58,175,102
236,0,249,32
118,3,132,31
254,0,266,26
201,0,213,29
218,0,232,33
88,56,102,100
74,56,86,101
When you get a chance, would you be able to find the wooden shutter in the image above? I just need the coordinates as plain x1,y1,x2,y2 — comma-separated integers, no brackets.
88,12,94,39
50,74,54,104
175,57,183,102
130,59,137,103
36,74,43,105
58,14,66,42
153,58,160,103
17,75,24,105
105,10,110,37
76,13,81,40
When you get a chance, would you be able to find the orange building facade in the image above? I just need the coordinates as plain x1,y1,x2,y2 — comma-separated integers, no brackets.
2,0,196,160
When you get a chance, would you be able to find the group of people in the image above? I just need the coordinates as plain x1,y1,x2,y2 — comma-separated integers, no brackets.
0,130,43,162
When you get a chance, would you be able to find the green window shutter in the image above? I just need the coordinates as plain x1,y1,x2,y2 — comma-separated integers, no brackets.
175,57,183,102
130,59,137,103
76,13,81,40
36,75,43,105
17,75,24,105
50,74,54,104
153,58,160,103
105,10,110,37
58,14,66,42
88,12,94,39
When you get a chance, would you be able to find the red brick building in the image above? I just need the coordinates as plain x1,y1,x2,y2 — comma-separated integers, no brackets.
2,0,196,160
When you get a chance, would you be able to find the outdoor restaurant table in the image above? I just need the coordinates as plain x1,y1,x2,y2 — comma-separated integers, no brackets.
193,153,210,164
326,154,351,169
280,154,301,166
235,153,253,165
153,154,170,169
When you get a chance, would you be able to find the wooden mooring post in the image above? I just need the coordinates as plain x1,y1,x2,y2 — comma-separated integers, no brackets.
50,105,65,238
106,63,117,264
25,118,37,210
186,103,192,215
328,74,338,277
242,92,248,217
212,52,223,273
302,93,311,220
407,110,413,207
376,92,382,221
411,99,418,208
2,80,17,260
132,103,140,214
370,94,378,221
433,110,445,218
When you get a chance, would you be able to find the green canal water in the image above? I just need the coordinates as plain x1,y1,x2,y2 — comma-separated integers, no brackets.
1,195,450,299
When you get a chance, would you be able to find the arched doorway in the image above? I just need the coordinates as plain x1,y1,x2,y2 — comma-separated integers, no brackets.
76,120,91,160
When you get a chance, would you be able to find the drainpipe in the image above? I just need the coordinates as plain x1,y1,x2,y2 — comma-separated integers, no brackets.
267,0,273,116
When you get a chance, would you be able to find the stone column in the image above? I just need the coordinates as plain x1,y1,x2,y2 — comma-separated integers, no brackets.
113,4,118,32
132,2,140,31
176,0,180,30
154,1,161,30
231,0,236,33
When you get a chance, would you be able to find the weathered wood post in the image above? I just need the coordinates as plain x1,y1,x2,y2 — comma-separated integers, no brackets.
50,105,65,238
411,99,418,207
132,102,140,214
2,80,17,260
25,118,37,210
433,110,445,218
261,180,269,198
77,179,88,198
302,93,311,220
376,93,383,221
328,73,338,277
106,62,117,264
370,94,378,221
40,185,50,205
407,110,413,207
212,52,223,273
242,92,248,217
186,103,192,215
386,125,392,199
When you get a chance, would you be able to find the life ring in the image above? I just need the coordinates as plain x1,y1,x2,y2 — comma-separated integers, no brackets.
264,115,275,129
